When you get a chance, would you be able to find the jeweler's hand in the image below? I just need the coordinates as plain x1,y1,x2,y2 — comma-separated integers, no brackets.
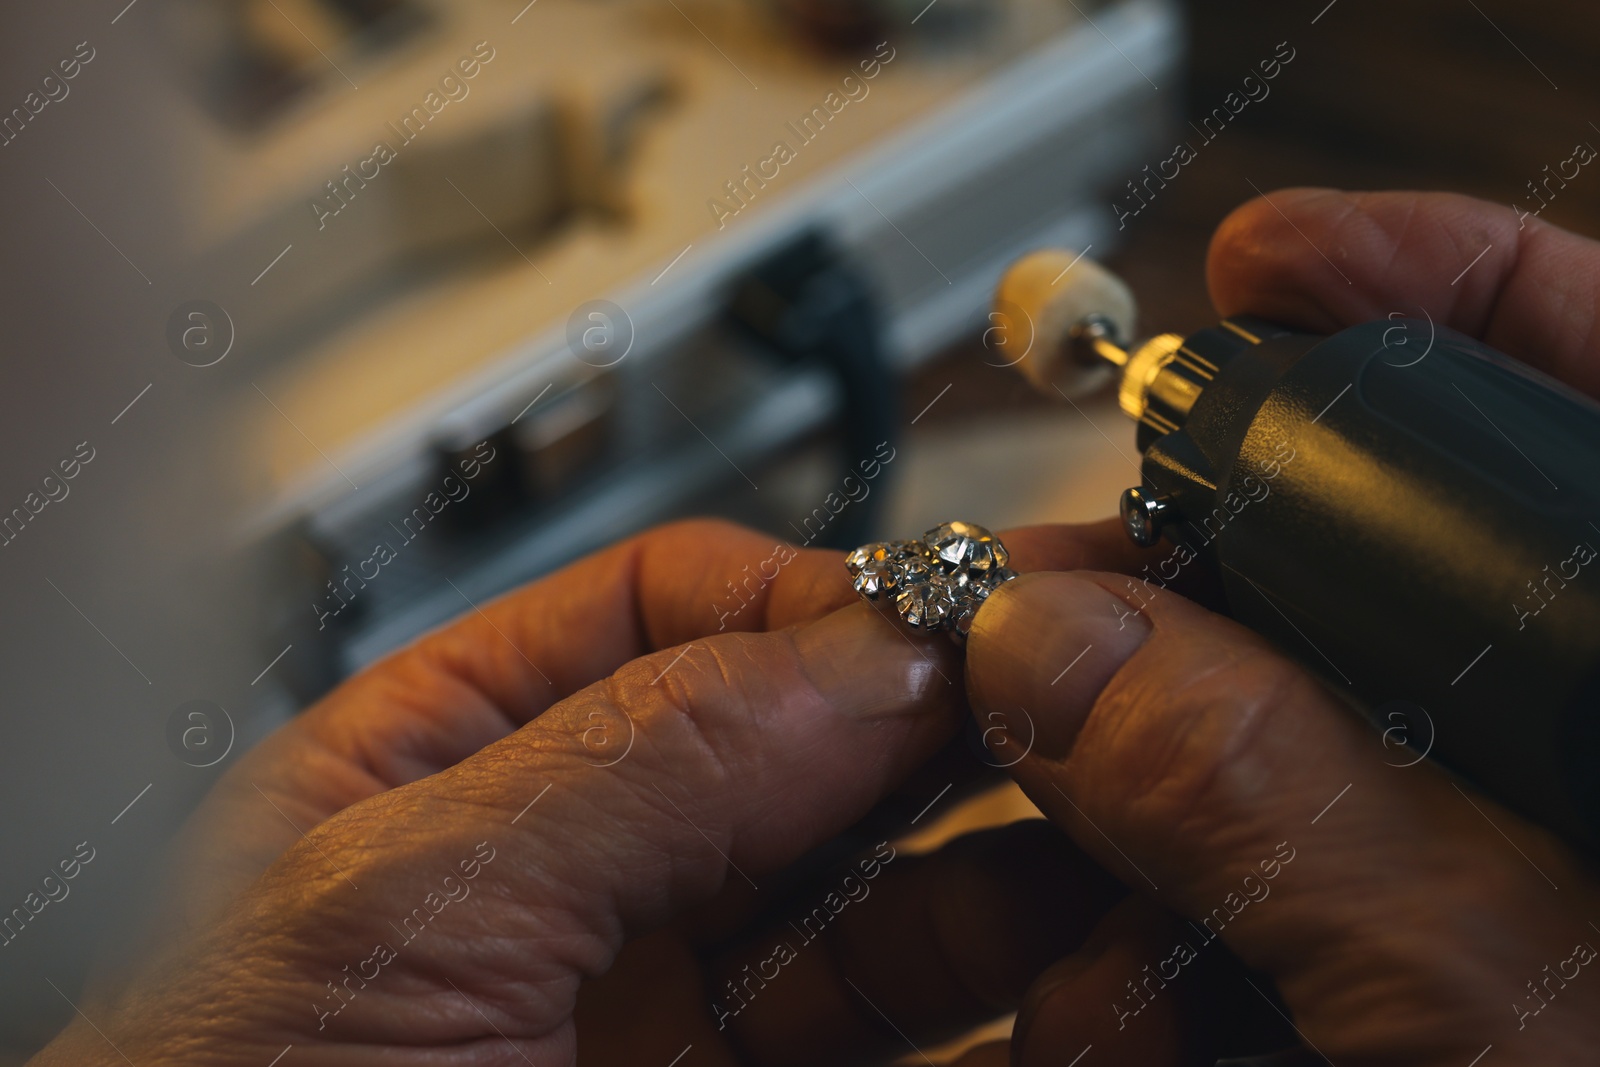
964,189,1600,1066
29,518,1144,1066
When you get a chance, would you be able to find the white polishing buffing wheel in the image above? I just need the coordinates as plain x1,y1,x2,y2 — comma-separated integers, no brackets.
990,250,1137,397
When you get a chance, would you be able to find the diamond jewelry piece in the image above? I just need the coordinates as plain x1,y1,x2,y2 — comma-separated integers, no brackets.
851,557,898,601
888,538,935,561
925,520,1010,576
951,599,980,639
845,543,889,576
847,539,935,578
847,521,1016,638
896,576,958,629
895,555,936,588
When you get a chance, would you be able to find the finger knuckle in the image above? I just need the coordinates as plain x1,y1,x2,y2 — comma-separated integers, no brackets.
604,636,771,778
638,516,755,554
1080,641,1319,844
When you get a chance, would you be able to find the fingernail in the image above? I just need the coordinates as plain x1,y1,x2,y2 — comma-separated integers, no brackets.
792,602,962,720
1012,953,1103,1066
967,573,1153,760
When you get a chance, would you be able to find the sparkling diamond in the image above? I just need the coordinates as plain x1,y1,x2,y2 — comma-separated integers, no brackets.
851,557,897,601
893,556,936,588
888,538,934,561
951,598,979,638
924,520,1009,576
845,543,890,577
846,523,1017,636
952,578,993,631
895,575,958,630
948,569,984,594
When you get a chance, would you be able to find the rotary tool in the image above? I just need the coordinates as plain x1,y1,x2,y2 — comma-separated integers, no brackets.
993,250,1600,851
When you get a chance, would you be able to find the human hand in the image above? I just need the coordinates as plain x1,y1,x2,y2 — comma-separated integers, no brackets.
30,517,1146,1066
963,189,1600,1065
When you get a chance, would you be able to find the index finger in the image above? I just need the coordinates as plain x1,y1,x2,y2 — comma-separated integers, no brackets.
398,516,1148,732
1206,188,1600,398
286,516,1150,794
161,517,1133,950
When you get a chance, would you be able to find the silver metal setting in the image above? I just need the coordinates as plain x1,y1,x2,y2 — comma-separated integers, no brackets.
847,521,1017,639
1119,486,1173,547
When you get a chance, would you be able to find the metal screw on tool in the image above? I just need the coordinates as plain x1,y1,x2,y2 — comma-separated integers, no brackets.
1120,486,1174,547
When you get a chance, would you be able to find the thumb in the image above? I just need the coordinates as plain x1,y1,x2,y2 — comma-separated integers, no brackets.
965,572,1597,1052
63,602,965,1065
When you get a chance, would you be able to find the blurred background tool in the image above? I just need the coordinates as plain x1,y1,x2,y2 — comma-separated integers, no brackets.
229,0,1184,692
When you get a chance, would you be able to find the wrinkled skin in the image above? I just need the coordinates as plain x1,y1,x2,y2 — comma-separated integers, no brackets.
30,191,1600,1067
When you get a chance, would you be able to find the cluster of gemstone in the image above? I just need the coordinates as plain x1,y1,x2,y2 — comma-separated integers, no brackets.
846,521,1016,638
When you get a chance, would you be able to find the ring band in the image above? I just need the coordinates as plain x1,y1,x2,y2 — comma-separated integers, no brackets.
846,521,1016,639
